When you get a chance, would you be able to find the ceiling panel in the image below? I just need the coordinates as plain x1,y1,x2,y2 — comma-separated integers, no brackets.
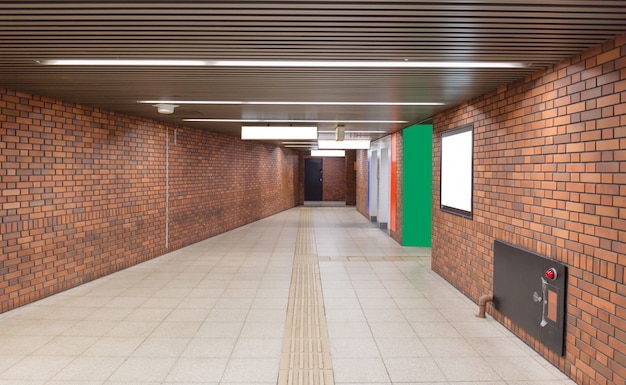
1,1,625,146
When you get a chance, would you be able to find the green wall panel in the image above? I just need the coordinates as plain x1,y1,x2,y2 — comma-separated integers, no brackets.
402,124,432,246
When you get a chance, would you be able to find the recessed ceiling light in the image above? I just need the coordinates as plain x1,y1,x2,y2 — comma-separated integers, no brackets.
318,130,388,134
184,119,407,124
241,126,317,140
318,139,371,150
38,59,207,66
211,60,531,69
311,150,346,157
46,59,529,69
141,100,442,107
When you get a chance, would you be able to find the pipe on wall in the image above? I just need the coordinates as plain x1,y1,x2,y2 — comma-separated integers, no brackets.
478,294,493,318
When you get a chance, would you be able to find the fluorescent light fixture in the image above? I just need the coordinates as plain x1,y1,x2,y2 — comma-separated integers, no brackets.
241,126,317,140
318,139,370,150
39,59,206,66
42,60,529,68
184,119,408,124
213,60,531,69
318,130,388,134
311,150,346,157
142,100,442,107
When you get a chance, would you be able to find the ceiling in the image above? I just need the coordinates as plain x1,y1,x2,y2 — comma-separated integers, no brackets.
1,1,626,148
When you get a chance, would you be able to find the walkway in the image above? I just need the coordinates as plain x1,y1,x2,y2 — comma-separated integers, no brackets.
0,206,575,384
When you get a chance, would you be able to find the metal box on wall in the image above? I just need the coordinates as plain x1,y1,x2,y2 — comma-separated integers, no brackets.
493,240,567,356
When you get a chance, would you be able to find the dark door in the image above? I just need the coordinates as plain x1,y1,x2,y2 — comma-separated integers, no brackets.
304,158,323,201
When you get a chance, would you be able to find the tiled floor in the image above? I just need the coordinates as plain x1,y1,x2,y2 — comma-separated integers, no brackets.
0,206,576,385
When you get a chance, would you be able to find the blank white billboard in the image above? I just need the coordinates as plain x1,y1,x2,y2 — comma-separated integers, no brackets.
441,125,473,217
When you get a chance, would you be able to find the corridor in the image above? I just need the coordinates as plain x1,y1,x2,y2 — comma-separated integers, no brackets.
0,207,575,384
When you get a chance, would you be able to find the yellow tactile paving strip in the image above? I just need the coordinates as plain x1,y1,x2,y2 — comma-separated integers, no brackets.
278,208,335,385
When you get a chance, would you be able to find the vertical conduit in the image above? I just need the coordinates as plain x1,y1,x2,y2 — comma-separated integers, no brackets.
165,127,169,249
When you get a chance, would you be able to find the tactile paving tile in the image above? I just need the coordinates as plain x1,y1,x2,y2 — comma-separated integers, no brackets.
278,208,335,385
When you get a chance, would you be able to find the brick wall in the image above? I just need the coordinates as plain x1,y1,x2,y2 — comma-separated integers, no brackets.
345,150,357,205
356,149,369,218
390,132,403,244
432,34,626,385
322,157,346,201
0,88,300,313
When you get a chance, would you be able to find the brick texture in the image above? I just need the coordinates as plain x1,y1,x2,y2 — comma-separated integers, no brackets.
321,157,346,201
345,150,357,205
0,88,300,313
356,149,369,218
390,132,403,244
432,34,626,385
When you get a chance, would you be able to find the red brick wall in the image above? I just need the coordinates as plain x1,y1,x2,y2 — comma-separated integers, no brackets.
432,34,626,385
390,132,403,244
322,157,346,201
0,88,300,313
345,150,357,205
356,149,369,218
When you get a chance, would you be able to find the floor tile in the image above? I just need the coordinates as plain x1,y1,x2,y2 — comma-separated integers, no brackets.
375,337,430,358
165,357,227,382
384,357,447,382
333,358,390,383
0,356,73,380
108,357,177,382
0,207,578,385
330,338,381,358
132,337,191,357
231,338,283,358
221,358,279,383
436,356,503,382
52,356,124,381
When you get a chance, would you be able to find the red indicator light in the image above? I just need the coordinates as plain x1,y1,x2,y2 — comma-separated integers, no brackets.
545,268,557,281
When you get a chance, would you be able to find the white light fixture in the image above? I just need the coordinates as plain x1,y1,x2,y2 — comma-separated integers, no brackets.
141,100,443,107
311,150,346,157
42,60,530,68
211,60,531,69
318,130,388,134
241,126,317,140
184,119,408,124
154,103,178,114
38,59,206,66
318,139,370,150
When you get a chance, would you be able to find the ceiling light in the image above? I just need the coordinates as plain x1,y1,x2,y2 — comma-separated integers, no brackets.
212,60,531,69
142,100,442,107
318,139,370,150
38,59,206,66
42,60,530,68
154,103,178,114
241,126,317,140
318,130,388,134
184,119,408,124
311,150,346,157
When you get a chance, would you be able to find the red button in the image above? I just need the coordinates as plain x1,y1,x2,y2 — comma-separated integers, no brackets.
545,268,557,280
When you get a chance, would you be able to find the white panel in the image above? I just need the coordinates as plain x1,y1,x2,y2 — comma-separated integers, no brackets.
441,126,473,214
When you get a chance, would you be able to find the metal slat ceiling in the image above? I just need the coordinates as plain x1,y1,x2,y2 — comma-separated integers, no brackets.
1,1,625,142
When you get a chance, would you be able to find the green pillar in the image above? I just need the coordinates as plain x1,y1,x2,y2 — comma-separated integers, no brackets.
402,124,432,246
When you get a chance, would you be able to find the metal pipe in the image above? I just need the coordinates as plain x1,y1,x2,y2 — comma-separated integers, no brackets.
478,294,493,318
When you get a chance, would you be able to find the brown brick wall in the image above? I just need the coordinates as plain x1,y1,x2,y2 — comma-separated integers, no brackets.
0,88,300,314
322,157,346,201
431,34,626,385
345,150,357,205
390,132,403,244
356,149,369,219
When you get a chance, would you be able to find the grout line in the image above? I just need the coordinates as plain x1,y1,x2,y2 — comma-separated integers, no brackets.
278,208,335,385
